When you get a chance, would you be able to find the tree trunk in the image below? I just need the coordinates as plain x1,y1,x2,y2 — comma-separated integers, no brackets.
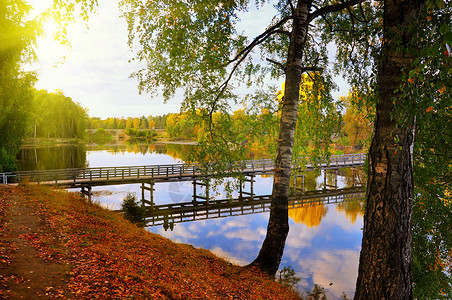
354,0,424,298
250,0,312,277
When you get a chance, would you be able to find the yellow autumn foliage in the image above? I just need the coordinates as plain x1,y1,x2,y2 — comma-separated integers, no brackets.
276,73,319,103
288,203,327,227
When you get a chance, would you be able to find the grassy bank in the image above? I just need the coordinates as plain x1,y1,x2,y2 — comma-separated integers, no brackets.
22,137,84,147
0,185,299,299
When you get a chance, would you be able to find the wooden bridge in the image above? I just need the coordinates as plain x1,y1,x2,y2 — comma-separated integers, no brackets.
0,153,365,188
144,186,365,230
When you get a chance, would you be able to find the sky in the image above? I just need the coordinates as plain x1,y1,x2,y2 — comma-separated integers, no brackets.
32,1,350,119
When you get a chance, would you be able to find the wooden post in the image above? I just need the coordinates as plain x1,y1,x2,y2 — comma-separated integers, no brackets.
239,178,243,199
206,180,210,205
192,179,197,205
250,174,254,199
141,182,145,207
335,169,338,189
301,172,305,193
88,186,92,202
150,181,154,208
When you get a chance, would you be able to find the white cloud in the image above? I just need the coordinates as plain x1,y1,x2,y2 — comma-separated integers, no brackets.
307,250,359,298
285,223,319,249
224,228,265,241
155,224,198,242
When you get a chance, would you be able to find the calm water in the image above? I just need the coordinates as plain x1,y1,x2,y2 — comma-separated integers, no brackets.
17,143,365,298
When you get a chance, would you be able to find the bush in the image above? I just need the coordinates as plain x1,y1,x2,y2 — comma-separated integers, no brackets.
277,266,300,288
121,193,146,227
125,129,157,142
85,128,113,144
0,147,18,172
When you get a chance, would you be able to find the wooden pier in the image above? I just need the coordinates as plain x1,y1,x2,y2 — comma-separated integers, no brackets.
0,153,366,188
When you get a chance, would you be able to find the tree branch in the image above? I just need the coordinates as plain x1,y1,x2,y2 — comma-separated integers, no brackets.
209,16,294,114
274,29,291,37
300,67,324,73
309,0,367,22
346,4,366,23
225,16,293,67
288,0,295,15
266,58,286,72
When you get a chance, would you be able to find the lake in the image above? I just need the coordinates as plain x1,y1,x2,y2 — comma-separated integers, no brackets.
17,142,365,299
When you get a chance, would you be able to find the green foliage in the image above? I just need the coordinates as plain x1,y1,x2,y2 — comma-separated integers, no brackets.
121,193,145,227
292,74,342,167
305,284,327,300
0,148,17,173
87,115,169,130
412,190,452,299
124,128,157,142
0,0,42,172
323,2,382,98
119,0,247,105
277,266,300,288
85,128,113,144
30,89,87,139
165,113,198,140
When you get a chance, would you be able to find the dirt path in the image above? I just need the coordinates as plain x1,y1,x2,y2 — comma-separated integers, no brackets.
0,193,71,299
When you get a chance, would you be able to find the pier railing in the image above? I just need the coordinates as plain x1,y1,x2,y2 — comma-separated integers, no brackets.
145,186,366,228
0,153,366,186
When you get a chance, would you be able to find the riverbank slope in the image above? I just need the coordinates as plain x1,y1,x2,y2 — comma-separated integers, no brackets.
0,185,299,299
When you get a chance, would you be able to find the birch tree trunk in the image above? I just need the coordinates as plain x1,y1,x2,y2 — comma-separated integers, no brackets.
354,0,424,297
250,0,312,277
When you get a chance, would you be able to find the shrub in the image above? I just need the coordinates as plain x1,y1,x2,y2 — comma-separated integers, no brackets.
121,193,146,227
85,128,113,144
0,147,18,172
277,266,300,288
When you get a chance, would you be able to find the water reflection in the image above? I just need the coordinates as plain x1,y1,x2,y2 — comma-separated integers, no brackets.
17,144,87,170
336,201,364,224
289,204,328,227
86,142,192,161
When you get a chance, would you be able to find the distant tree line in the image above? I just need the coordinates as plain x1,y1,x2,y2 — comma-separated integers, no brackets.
86,114,169,130
30,89,87,139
